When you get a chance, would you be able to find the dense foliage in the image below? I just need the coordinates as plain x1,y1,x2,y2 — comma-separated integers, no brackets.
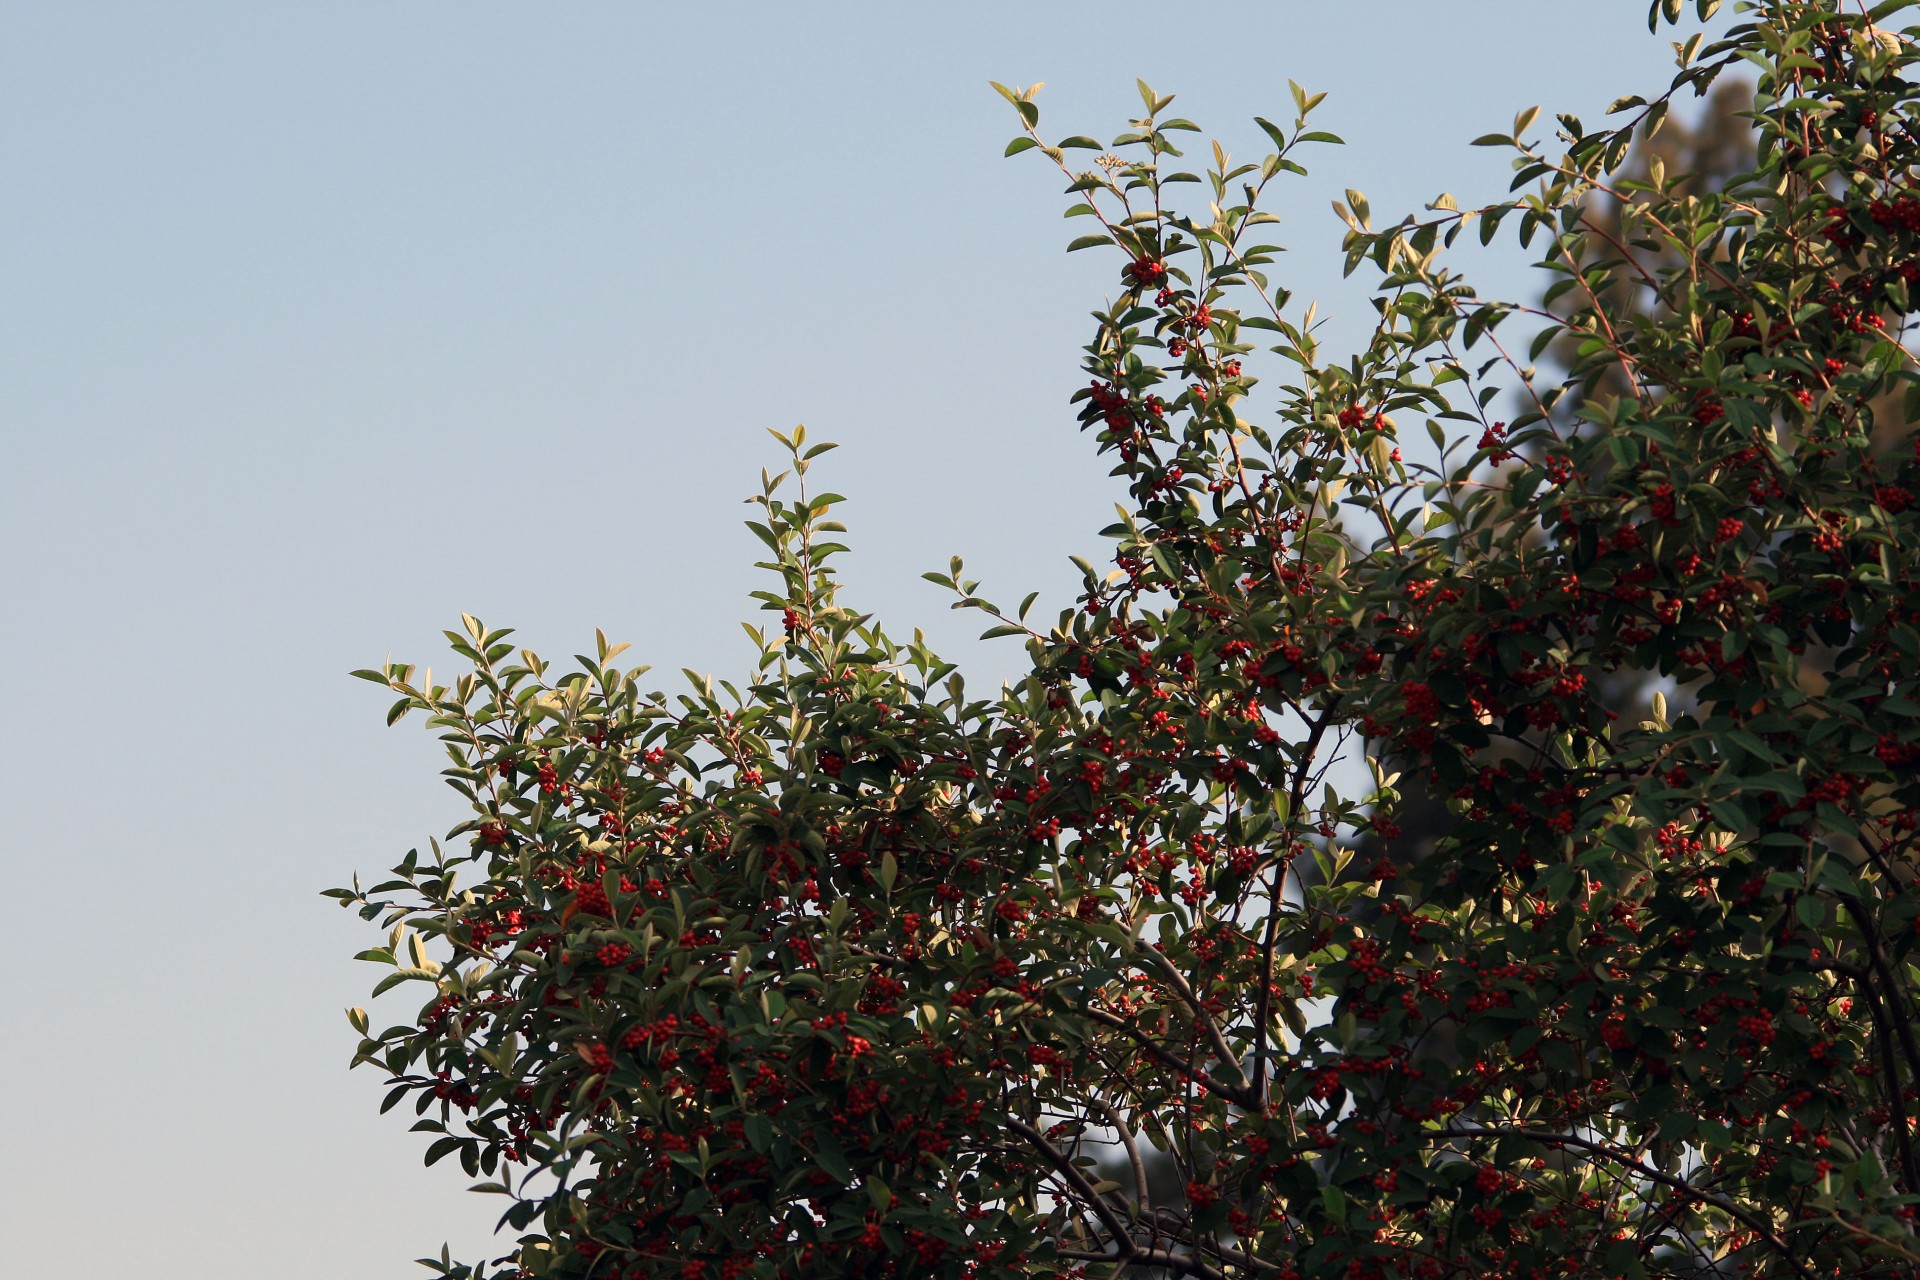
332,3,1920,1276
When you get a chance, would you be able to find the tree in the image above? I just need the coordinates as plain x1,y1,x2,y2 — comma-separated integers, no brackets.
330,4,1920,1277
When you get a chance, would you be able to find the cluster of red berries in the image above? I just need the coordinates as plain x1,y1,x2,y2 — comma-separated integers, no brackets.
1823,207,1864,250
1869,194,1920,232
1650,482,1678,525
1735,1009,1777,1048
1876,733,1920,767
1400,680,1442,723
1477,420,1512,465
620,1014,678,1051
1124,255,1166,288
1086,380,1134,431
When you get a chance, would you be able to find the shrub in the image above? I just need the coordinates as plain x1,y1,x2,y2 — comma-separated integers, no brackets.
332,4,1920,1276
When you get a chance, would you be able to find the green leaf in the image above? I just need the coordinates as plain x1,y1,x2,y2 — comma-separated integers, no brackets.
812,1134,853,1184
1005,136,1038,157
424,1136,466,1167
1726,729,1780,765
1322,1184,1347,1227
1066,234,1112,252
745,1115,772,1153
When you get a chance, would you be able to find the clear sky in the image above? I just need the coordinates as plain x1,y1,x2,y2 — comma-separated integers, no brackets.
0,3,1728,1275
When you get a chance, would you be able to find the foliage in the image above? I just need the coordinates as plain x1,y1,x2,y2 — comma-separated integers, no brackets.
1353,77,1766,891
331,3,1920,1277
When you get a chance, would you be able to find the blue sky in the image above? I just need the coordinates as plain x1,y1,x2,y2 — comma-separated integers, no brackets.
0,3,1727,1275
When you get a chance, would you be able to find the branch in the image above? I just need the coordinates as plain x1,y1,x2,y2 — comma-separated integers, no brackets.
1858,969,1920,1194
1133,940,1254,1094
1006,1116,1137,1259
1059,1240,1284,1278
844,944,910,969
1057,1247,1229,1280
1089,1097,1152,1208
1839,892,1920,1107
1085,1006,1257,1108
1251,707,1335,1107
1428,1126,1814,1280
